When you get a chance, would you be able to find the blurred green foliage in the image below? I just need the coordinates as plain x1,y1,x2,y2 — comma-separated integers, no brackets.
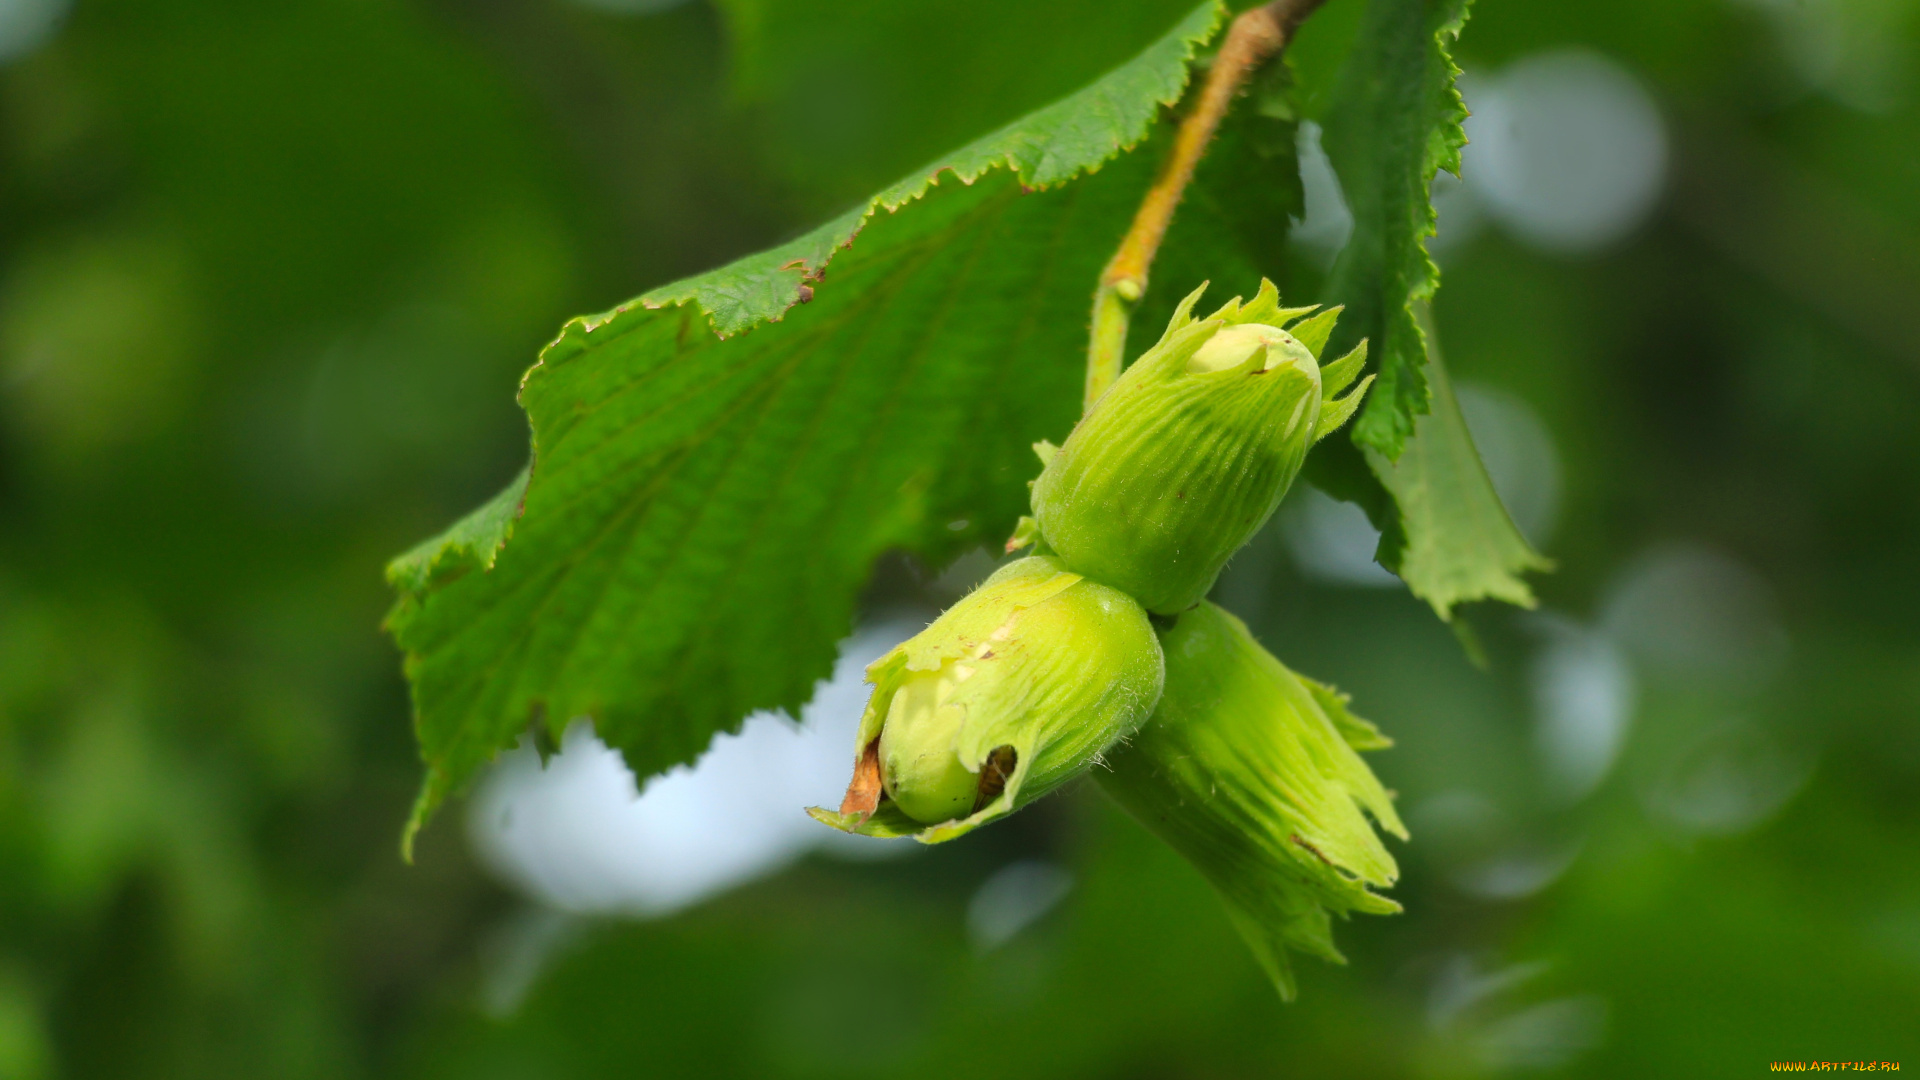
1,0,1917,1078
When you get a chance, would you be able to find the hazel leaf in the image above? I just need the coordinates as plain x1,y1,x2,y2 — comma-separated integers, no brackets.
384,2,1226,852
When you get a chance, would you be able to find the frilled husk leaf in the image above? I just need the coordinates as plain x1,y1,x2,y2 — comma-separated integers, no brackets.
1030,280,1370,614
1097,601,1406,999
810,555,1163,843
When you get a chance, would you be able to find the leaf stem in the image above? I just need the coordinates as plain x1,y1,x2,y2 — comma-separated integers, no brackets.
1083,0,1325,411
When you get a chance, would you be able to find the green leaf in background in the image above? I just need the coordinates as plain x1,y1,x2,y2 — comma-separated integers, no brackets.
1365,307,1552,617
385,1,1224,850
1321,0,1469,460
1317,0,1548,617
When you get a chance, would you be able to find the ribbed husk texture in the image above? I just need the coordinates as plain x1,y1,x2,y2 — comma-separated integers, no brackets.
810,556,1164,844
1097,601,1407,999
1031,280,1370,614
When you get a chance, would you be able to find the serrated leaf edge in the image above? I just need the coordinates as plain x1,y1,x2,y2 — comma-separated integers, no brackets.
542,0,1225,353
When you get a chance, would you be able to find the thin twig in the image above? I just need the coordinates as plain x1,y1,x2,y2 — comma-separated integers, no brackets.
1083,0,1326,411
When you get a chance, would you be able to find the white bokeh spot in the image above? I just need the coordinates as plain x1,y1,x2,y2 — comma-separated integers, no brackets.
467,618,923,917
1462,50,1668,255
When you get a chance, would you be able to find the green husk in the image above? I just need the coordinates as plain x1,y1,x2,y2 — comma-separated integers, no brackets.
1031,280,1370,614
810,556,1164,843
1097,601,1405,999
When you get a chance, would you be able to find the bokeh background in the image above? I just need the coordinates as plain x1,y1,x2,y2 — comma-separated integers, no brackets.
3,0,1918,1076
